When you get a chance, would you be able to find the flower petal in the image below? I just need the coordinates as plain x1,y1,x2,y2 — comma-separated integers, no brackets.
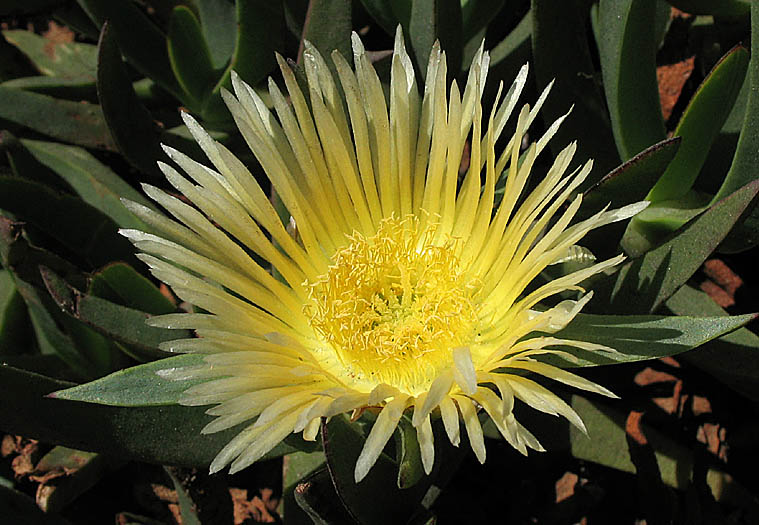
354,395,409,482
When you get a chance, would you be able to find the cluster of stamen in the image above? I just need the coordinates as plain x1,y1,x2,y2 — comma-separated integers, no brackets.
306,216,479,389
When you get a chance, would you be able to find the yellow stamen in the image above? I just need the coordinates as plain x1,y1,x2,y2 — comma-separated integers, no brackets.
306,216,479,393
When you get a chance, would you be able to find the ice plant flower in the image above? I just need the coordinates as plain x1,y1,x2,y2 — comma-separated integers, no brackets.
122,29,646,482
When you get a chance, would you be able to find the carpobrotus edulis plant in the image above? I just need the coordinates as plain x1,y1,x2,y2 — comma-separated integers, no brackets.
121,29,646,482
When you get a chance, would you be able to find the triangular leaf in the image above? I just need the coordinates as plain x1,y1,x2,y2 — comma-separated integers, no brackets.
539,312,757,368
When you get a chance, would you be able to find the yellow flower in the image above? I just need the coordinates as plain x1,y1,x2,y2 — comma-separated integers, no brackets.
122,29,645,482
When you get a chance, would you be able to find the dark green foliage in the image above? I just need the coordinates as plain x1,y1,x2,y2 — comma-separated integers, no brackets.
1,1,758,522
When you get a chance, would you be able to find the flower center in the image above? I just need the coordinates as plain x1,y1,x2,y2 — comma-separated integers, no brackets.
306,216,479,392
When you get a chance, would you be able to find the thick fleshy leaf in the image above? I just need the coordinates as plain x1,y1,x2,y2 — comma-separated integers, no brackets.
648,45,749,203
602,180,759,310
229,0,284,85
41,267,186,360
531,0,620,181
0,216,84,291
461,0,506,44
0,86,115,150
359,0,410,37
322,415,430,525
75,0,182,98
167,6,219,107
22,282,122,380
0,364,317,467
711,3,759,252
409,0,463,77
0,176,137,269
195,0,237,68
88,262,175,316
714,2,759,200
0,131,73,192
34,446,115,514
395,415,424,489
300,0,352,67
21,139,154,227
0,268,31,356
696,63,749,196
539,312,757,368
665,284,759,403
0,75,96,100
96,22,164,177
2,29,97,79
570,395,752,505
0,219,126,378
202,0,284,123
49,354,204,407
579,137,680,222
597,0,667,161
486,10,531,104
625,191,711,254
166,465,235,524
164,467,202,525
292,467,354,524
10,276,97,380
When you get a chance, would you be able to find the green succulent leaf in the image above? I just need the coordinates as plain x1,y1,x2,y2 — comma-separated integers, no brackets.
461,0,506,44
164,468,202,525
202,0,285,123
34,446,115,514
0,131,73,191
0,269,31,356
0,75,96,100
711,2,759,252
322,414,431,525
648,45,749,203
570,395,750,504
0,220,123,378
75,0,183,98
541,311,757,368
665,284,759,403
0,217,85,291
489,9,531,67
40,267,187,360
395,415,424,489
10,276,98,380
532,0,620,182
88,262,175,316
485,10,531,108
0,86,115,150
597,0,667,161
359,0,410,37
579,137,681,222
301,0,352,67
167,6,219,108
2,29,97,79
97,22,165,177
1,364,316,467
626,191,711,253
601,180,759,310
21,139,154,228
194,0,237,68
0,176,138,269
292,467,354,524
283,451,328,524
409,0,463,77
